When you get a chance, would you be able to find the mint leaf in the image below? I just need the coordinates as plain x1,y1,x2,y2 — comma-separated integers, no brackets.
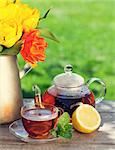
64,124,73,131
58,112,70,127
50,128,58,138
51,112,73,139
57,123,72,139
59,130,72,139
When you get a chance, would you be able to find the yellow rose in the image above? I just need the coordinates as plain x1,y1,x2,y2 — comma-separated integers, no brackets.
0,2,40,47
0,3,40,31
0,0,19,7
0,0,8,7
7,3,40,31
0,4,19,21
17,4,40,31
22,8,39,31
0,19,22,48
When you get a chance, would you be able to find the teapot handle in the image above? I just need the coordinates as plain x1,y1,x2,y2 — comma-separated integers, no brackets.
86,77,106,104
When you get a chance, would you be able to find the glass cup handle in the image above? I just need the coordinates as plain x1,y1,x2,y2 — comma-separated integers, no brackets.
86,77,106,104
54,107,64,129
58,107,64,117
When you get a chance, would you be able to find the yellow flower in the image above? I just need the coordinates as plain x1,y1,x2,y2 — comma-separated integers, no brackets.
0,2,40,47
0,19,22,47
0,0,19,7
17,3,40,31
0,3,40,31
22,8,40,32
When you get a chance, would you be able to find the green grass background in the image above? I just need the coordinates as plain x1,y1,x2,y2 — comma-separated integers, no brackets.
19,0,115,100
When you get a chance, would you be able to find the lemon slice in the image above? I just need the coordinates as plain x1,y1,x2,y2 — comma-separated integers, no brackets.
72,104,101,133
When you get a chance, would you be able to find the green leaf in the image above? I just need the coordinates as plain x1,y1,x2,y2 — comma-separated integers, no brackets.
57,123,72,139
39,8,51,21
64,124,73,131
51,112,73,139
39,28,60,43
50,129,58,138
58,112,70,127
59,130,72,139
0,45,3,52
0,40,22,55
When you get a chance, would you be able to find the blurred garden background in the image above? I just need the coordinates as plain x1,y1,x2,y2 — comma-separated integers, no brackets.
19,0,115,100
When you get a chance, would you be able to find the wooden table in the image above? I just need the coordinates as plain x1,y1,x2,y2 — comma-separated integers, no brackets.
0,100,115,150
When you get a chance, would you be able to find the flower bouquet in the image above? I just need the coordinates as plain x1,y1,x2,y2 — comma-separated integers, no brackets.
0,0,58,124
0,0,58,65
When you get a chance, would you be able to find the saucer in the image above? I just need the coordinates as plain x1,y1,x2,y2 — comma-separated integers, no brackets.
9,119,60,143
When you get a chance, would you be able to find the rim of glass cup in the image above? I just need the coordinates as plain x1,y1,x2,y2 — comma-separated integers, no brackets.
21,103,59,121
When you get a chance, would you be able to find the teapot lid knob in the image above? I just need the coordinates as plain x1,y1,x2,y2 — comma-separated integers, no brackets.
64,64,73,73
53,64,84,88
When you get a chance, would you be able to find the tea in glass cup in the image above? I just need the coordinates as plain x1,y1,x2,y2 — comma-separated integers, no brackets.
21,103,59,139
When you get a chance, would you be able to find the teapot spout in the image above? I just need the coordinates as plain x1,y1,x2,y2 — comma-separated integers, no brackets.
19,63,32,79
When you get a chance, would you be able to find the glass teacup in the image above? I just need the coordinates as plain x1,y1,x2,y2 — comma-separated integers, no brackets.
21,103,62,139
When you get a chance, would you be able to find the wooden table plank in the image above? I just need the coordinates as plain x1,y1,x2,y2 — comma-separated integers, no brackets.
0,100,115,150
0,112,114,144
96,100,115,113
0,144,115,150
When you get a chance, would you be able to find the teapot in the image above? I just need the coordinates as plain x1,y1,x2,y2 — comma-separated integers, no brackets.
43,64,106,116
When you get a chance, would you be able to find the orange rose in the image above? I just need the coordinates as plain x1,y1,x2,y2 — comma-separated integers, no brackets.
20,29,48,66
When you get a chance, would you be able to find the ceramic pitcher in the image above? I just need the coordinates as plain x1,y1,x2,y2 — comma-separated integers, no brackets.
0,55,31,124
